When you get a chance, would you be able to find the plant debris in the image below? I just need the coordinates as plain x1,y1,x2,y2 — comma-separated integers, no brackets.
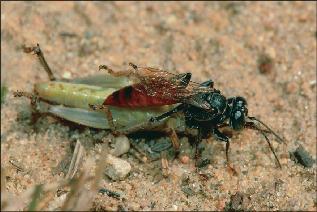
289,144,315,168
98,188,121,200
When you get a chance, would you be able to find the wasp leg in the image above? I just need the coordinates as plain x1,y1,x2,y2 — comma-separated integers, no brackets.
218,121,282,169
149,104,185,123
194,127,203,169
217,122,272,135
217,122,229,128
23,44,56,81
212,128,237,175
217,122,272,134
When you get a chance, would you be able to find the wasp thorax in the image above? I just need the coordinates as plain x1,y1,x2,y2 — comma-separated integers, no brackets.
206,93,227,114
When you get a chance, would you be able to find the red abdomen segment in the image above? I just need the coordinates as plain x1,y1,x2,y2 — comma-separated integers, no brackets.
103,84,177,107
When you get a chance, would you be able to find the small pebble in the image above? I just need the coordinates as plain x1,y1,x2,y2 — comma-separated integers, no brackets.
179,137,194,159
105,154,131,180
98,188,121,199
309,80,316,87
285,81,298,94
149,138,172,152
181,185,195,197
179,155,190,164
257,53,274,74
196,158,211,168
62,72,72,79
289,144,315,168
1,85,8,105
224,192,251,211
110,135,130,157
266,47,276,59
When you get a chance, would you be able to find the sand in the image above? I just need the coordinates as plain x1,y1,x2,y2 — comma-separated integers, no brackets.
1,2,316,211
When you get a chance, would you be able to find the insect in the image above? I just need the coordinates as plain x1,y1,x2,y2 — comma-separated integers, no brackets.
15,44,285,172
14,44,189,176
90,64,286,170
13,44,180,131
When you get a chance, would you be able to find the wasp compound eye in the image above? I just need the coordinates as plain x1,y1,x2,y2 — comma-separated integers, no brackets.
235,110,242,119
230,110,246,131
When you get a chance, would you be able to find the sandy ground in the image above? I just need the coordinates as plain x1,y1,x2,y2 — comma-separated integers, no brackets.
1,1,316,211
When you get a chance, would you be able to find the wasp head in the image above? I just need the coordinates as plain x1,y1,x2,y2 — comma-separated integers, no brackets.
229,96,248,131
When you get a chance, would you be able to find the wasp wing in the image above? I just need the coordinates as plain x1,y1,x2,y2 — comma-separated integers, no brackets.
131,66,215,109
66,74,133,89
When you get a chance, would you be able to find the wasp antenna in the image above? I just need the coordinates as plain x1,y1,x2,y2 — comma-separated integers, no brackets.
249,117,286,144
260,131,282,169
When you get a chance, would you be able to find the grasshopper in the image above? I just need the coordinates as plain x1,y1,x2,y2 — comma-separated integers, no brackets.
14,44,185,131
14,44,189,172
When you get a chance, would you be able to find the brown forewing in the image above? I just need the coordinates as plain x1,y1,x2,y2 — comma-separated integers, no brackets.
131,67,215,109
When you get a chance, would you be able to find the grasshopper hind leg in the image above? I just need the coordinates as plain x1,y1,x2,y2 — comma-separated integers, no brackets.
99,63,138,78
89,104,119,134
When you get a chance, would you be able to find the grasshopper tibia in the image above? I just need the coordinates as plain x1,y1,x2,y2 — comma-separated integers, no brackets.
89,104,119,135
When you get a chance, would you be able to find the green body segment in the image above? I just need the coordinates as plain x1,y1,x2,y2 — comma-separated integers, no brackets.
35,82,116,109
48,104,178,130
34,75,179,129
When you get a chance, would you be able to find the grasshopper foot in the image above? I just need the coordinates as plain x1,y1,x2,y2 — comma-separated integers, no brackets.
128,62,138,71
99,65,114,74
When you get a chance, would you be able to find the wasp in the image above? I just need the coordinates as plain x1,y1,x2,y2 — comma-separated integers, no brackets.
89,62,285,170
15,44,285,172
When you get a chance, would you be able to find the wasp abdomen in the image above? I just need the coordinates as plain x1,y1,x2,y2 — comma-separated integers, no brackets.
103,84,177,107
